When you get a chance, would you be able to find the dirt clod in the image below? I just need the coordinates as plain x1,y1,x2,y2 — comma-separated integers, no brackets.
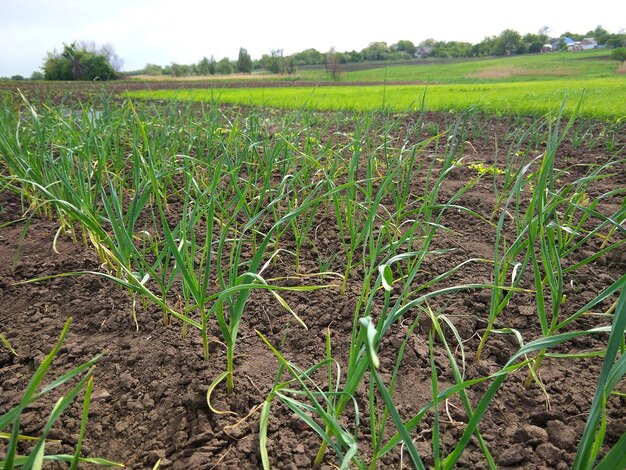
536,442,563,466
547,420,578,450
497,443,527,465
512,424,549,446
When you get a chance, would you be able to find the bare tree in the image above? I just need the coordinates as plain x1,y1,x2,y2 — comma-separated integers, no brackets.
99,43,124,71
325,47,342,81
77,40,124,71
538,26,551,42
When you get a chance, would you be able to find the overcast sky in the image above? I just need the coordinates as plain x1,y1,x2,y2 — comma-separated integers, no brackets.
1,0,624,77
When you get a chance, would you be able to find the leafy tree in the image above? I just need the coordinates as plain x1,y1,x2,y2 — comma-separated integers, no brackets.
30,71,44,80
589,25,610,44
79,52,117,80
10,75,25,81
528,41,543,53
391,40,417,57
431,40,472,58
283,55,296,75
362,42,391,61
470,36,497,56
258,49,295,74
343,50,363,63
237,47,253,73
523,33,541,44
170,63,188,77
144,63,163,75
266,49,284,73
43,47,73,80
494,29,522,55
605,36,626,49
610,47,626,63
42,42,117,80
258,54,270,70
208,56,217,75
217,57,233,74
389,51,412,60
293,48,323,66
196,57,211,75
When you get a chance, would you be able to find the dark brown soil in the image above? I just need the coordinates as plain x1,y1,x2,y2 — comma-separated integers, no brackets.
1,79,435,104
1,105,625,469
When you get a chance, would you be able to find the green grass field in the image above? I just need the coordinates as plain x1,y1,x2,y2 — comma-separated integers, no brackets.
125,51,626,119
298,50,622,83
126,77,626,119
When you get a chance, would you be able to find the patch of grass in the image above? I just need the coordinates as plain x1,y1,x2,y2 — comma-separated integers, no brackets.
299,50,620,83
126,77,626,119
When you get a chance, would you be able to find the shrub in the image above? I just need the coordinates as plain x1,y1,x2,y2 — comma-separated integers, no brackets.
42,42,119,81
217,57,234,74
610,47,626,63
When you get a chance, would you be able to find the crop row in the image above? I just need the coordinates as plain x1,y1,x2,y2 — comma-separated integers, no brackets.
0,94,624,468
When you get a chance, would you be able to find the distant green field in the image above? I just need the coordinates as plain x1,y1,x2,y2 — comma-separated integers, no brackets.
126,77,626,119
299,50,622,83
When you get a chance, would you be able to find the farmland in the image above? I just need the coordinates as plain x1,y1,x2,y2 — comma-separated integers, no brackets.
298,50,621,83
126,78,626,119
0,52,625,470
124,51,626,119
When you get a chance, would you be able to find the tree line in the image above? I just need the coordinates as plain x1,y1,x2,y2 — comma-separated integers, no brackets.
138,25,625,79
313,25,625,64
9,25,624,81
141,48,293,77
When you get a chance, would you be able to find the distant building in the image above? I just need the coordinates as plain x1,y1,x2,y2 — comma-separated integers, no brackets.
568,38,598,51
579,38,598,50
562,37,576,47
547,37,575,52
415,46,433,58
